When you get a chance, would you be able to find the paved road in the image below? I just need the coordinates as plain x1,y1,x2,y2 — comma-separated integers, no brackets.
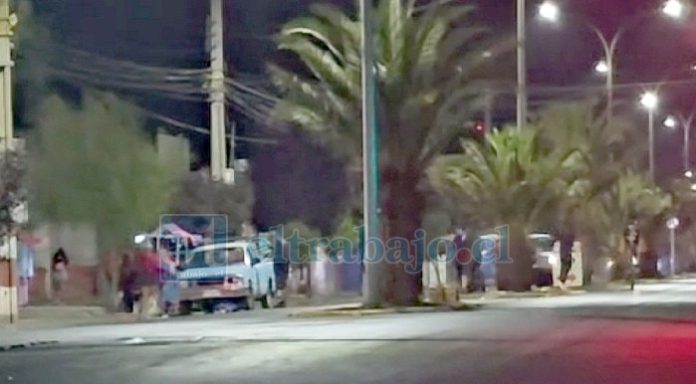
2,279,696,383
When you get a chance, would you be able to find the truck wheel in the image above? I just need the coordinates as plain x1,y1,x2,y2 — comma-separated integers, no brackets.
179,301,193,316
261,281,276,309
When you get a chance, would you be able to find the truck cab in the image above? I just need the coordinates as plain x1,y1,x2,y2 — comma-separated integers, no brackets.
177,239,277,312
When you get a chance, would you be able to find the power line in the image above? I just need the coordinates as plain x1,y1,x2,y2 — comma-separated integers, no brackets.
139,107,278,145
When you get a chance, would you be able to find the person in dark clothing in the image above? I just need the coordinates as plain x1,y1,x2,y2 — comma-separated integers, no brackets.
118,254,137,313
51,248,70,302
558,232,575,287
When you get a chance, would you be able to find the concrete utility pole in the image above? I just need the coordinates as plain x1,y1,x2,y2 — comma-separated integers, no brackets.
360,0,382,307
0,0,17,325
209,0,228,181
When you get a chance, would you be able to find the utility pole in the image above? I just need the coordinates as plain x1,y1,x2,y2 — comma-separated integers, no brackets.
209,0,227,181
516,0,527,132
0,0,16,325
360,0,382,307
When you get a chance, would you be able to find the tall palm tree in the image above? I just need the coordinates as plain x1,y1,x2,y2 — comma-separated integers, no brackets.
270,0,510,304
598,172,672,274
429,129,585,291
534,102,660,277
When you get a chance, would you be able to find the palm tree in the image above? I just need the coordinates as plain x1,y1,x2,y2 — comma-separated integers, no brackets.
429,129,585,291
534,102,663,277
270,1,510,304
598,172,672,274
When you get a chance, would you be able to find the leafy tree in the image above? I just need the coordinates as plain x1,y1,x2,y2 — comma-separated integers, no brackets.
29,92,178,253
283,220,321,296
271,0,509,304
597,172,672,275
0,147,26,238
170,170,255,235
534,102,665,276
429,129,585,291
14,0,55,130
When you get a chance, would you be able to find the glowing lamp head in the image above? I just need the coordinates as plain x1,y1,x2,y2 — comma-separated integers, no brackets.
538,1,560,23
663,0,686,19
594,60,609,74
640,92,659,110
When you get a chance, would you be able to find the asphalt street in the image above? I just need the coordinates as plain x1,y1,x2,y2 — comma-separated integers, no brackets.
2,279,696,383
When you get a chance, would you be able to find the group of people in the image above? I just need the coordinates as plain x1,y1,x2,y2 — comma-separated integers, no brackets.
451,228,577,293
117,238,181,318
13,230,71,306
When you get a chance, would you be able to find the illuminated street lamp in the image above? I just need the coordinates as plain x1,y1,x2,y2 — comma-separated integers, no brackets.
664,116,677,129
662,0,687,19
594,60,609,74
691,183,696,191
664,113,694,175
538,1,560,23
640,91,659,182
539,2,689,130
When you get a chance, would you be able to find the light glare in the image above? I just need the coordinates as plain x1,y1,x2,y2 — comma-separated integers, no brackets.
594,60,609,74
539,1,560,22
640,92,659,110
664,116,678,129
663,0,686,19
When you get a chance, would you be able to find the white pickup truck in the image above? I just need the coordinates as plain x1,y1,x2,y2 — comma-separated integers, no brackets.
177,239,277,313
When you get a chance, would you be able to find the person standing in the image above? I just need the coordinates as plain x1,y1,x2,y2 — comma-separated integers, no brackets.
159,240,180,316
51,248,69,303
453,228,468,291
558,232,575,289
118,254,137,313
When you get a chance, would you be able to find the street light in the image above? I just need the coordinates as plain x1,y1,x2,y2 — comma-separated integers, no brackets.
664,113,694,174
538,1,560,23
664,115,677,129
662,0,687,19
594,60,609,74
640,91,659,182
539,3,688,130
691,183,696,191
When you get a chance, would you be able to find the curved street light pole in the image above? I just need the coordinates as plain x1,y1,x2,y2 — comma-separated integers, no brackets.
517,0,527,132
587,24,624,128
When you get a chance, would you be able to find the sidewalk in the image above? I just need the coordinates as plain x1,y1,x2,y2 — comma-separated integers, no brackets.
1,305,135,331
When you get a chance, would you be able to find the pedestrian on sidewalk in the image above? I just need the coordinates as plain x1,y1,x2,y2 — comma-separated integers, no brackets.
159,240,180,317
118,253,137,313
135,241,162,318
558,232,575,290
51,248,70,304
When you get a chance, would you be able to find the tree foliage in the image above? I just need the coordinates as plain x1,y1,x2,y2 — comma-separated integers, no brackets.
429,128,586,290
0,147,26,237
272,0,510,304
29,92,177,251
170,170,255,234
430,128,585,232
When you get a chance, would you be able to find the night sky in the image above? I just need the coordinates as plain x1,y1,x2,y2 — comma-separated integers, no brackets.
27,0,696,230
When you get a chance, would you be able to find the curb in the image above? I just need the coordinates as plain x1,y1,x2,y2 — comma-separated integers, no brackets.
289,303,477,318
0,340,59,352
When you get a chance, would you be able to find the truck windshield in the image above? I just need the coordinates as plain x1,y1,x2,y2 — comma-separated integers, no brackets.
183,246,245,269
